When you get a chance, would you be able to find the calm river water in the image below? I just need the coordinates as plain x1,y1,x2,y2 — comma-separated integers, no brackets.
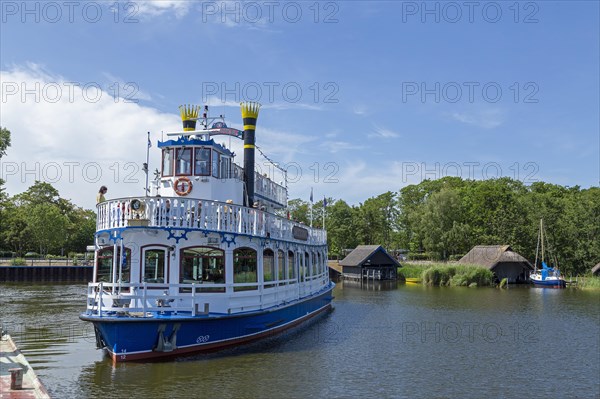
1,281,598,399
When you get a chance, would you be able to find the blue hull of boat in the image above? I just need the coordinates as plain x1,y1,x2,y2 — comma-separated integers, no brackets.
531,279,566,288
81,283,335,362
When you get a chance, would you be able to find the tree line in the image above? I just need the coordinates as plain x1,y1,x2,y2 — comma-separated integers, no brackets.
289,177,600,276
0,127,96,257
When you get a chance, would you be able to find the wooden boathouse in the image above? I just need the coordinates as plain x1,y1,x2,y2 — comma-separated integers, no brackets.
458,245,533,283
340,245,400,280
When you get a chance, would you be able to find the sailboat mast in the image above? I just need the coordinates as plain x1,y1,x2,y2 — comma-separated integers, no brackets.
541,219,545,264
534,219,541,271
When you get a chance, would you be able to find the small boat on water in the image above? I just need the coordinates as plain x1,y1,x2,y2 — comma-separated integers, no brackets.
530,219,566,288
80,102,334,362
405,278,422,284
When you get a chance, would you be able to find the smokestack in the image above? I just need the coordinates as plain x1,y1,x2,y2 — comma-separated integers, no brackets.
179,104,200,131
240,102,261,206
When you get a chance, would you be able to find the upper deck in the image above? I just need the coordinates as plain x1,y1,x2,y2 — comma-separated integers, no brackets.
157,135,287,209
96,196,327,246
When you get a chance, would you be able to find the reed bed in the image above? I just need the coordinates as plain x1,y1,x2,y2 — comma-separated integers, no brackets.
399,262,494,287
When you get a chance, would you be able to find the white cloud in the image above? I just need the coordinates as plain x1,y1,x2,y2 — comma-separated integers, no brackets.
352,105,368,116
449,109,504,129
1,64,179,209
133,1,192,18
368,125,400,139
319,141,362,154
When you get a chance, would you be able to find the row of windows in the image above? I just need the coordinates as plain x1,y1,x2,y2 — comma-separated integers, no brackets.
162,147,232,178
96,246,327,293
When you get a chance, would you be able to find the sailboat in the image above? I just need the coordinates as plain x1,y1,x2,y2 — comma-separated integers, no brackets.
530,219,566,288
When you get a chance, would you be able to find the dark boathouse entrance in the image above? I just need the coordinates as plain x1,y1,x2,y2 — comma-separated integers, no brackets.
340,245,400,281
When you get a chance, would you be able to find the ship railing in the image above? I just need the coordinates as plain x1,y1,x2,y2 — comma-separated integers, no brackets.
96,197,327,245
85,277,330,317
254,172,287,206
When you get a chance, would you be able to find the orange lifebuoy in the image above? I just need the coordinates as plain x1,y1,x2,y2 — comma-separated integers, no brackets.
174,177,193,196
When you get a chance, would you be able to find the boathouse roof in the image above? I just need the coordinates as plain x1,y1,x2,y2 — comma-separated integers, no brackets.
458,245,533,270
592,262,600,275
339,245,401,268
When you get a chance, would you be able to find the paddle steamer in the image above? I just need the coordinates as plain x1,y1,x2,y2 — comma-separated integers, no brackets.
80,103,334,362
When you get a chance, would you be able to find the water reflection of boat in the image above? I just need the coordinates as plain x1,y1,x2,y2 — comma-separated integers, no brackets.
530,219,566,288
79,103,334,362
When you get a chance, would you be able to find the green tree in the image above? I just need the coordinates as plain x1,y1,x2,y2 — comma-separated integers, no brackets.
0,127,12,251
325,199,359,257
0,127,10,158
288,198,310,224
27,204,70,255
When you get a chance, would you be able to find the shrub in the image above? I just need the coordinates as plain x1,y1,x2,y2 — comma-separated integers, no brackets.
422,264,494,287
11,258,26,266
24,252,40,258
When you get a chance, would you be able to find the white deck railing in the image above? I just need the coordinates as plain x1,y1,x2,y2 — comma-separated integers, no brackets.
96,197,326,245
84,276,330,317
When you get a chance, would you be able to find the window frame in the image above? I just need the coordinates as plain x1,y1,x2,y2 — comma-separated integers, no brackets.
140,245,169,286
233,247,258,291
162,148,174,177
175,147,193,176
179,246,225,293
194,147,211,176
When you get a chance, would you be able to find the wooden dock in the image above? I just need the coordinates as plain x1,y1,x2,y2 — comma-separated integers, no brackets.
0,333,50,398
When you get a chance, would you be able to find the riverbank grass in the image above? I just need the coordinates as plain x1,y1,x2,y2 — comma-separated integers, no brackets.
576,276,600,290
399,263,494,287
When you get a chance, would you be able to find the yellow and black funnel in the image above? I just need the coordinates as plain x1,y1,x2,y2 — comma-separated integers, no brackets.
179,104,200,131
241,102,261,206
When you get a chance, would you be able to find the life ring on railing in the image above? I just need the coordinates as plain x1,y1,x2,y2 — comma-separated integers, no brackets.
174,177,193,196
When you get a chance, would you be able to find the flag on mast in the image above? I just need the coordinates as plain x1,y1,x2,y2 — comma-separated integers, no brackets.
322,196,327,230
310,187,314,227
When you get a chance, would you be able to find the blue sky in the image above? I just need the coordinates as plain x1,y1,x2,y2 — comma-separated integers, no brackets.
1,1,598,209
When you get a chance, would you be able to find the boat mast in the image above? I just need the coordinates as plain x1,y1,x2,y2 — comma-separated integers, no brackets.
540,218,545,265
534,219,541,272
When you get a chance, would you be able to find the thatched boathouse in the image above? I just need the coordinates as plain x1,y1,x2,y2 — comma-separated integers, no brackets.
458,245,533,283
340,245,400,280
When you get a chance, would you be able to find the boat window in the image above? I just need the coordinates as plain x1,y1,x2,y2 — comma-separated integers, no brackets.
305,251,311,279
162,149,173,177
263,249,275,287
234,247,257,291
299,252,305,282
95,246,131,283
278,250,286,282
312,252,318,276
212,150,220,178
287,250,296,281
180,247,225,293
220,156,231,179
176,148,192,175
142,248,166,284
194,148,210,176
